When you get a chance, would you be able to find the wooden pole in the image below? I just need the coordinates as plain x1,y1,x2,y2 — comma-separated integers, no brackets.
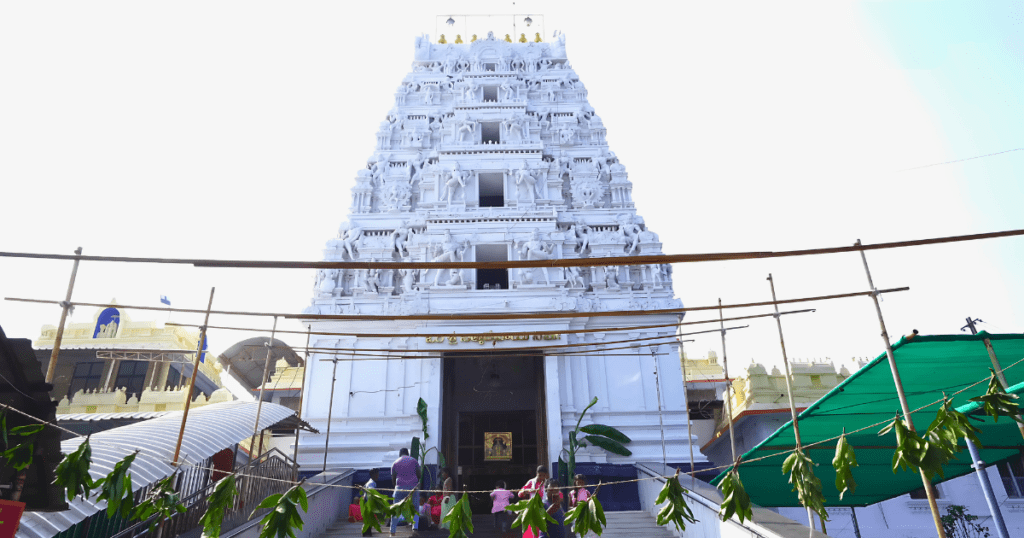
650,346,668,468
292,326,311,481
323,355,340,472
678,335,697,487
855,240,946,538
964,318,1024,441
172,287,215,466
45,247,83,383
249,316,278,457
718,299,738,464
767,274,815,531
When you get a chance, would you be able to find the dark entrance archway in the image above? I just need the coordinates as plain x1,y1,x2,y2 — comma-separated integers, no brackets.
441,353,547,514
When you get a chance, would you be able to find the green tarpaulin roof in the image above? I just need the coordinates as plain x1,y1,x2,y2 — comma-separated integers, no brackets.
710,332,1024,507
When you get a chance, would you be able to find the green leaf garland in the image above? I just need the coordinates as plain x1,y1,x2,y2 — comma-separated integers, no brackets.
832,431,858,500
94,452,138,518
782,449,828,522
718,467,753,524
252,482,308,538
199,475,238,538
654,471,698,532
969,369,1024,423
55,437,96,502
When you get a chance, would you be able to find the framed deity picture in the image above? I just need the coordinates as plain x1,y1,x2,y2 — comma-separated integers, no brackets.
484,432,512,461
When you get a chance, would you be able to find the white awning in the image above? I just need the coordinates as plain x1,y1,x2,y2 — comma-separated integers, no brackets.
18,401,295,538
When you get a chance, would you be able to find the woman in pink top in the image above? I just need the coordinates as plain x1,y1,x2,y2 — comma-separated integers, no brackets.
490,480,516,537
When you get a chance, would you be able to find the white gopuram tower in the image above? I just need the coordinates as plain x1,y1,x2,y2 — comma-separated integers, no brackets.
299,32,706,509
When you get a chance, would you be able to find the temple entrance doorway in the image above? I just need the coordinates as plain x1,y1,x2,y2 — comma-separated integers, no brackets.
442,353,547,514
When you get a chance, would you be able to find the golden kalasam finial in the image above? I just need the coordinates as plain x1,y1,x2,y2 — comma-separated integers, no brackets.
439,34,447,44
471,34,478,42
455,34,463,44
534,32,542,43
519,33,528,43
504,34,512,42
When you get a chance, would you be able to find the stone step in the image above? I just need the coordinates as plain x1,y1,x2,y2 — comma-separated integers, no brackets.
315,510,675,538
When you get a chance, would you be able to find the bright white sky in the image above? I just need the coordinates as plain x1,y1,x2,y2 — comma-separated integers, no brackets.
1,1,1021,375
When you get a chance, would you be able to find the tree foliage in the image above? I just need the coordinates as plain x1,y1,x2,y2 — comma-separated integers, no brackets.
251,482,308,538
782,449,828,522
654,471,698,532
0,411,45,472
941,504,991,538
199,475,238,538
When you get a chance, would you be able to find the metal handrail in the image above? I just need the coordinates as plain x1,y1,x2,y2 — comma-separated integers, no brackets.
111,448,296,538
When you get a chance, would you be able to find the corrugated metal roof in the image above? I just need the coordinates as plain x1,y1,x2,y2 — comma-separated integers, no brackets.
57,411,173,422
17,401,295,538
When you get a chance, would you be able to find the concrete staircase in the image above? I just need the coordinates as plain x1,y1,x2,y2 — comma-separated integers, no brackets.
315,511,674,538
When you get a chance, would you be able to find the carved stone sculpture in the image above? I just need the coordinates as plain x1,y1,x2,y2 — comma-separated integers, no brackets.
428,231,469,286
618,214,642,254
511,164,539,203
338,223,364,260
390,223,416,257
456,117,476,144
443,164,468,204
564,266,586,289
399,267,417,293
518,229,555,284
604,266,620,289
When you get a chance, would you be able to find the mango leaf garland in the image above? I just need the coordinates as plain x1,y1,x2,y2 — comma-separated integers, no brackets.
832,431,858,500
94,451,138,518
442,492,474,538
969,369,1024,423
718,468,753,524
358,487,392,535
252,482,308,538
565,484,608,536
55,437,96,502
782,449,828,522
509,493,556,534
928,397,981,450
390,490,417,525
131,474,186,532
878,415,952,479
654,471,698,532
199,475,238,538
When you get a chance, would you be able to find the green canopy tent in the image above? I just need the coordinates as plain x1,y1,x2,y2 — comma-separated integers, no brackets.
710,332,1024,507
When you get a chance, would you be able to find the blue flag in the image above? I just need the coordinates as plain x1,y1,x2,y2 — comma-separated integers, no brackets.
160,295,171,306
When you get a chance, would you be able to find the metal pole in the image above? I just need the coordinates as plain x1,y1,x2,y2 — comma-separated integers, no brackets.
855,240,946,538
767,274,815,531
965,437,1009,538
323,354,340,473
45,247,83,383
678,334,697,487
292,326,311,481
650,347,668,468
719,299,737,464
964,317,1024,441
172,287,215,466
249,316,278,457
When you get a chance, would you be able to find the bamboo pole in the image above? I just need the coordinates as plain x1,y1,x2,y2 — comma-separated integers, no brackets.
172,287,215,466
249,316,278,458
981,339,1024,442
767,274,816,531
678,335,697,488
45,247,83,383
5,226,1023,268
292,327,311,481
855,240,946,538
323,354,340,472
719,299,738,464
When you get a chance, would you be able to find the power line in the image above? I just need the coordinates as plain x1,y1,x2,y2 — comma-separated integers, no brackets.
897,148,1024,172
